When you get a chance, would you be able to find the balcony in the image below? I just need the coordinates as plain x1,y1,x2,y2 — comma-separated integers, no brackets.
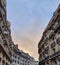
49,31,55,39
48,30,54,37
50,51,60,59
39,53,45,61
44,53,49,58
53,22,58,28
39,56,49,65
54,23,60,33
44,36,48,43
56,35,60,43
44,44,49,49
44,49,49,58
51,41,55,48
38,42,44,51
39,51,49,61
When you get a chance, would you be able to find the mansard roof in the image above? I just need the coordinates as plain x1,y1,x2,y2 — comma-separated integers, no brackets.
43,4,60,35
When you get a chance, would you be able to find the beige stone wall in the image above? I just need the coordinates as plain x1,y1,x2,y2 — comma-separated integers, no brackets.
0,51,12,65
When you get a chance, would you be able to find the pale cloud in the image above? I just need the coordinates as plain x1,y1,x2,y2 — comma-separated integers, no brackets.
11,18,42,60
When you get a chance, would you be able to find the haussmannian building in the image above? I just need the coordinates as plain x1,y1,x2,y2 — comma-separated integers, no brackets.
0,0,12,65
0,0,39,65
12,44,36,65
38,5,60,65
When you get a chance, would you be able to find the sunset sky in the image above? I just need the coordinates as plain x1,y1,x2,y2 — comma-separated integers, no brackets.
7,0,60,60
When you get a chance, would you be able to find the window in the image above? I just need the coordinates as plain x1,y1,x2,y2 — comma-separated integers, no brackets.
52,48,56,53
58,44,60,50
51,41,55,48
2,60,5,65
15,60,16,63
57,37,60,43
18,57,20,59
58,19,60,24
18,61,19,64
15,56,17,58
0,57,1,62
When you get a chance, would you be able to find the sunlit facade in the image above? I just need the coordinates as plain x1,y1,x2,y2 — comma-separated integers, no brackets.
38,5,60,65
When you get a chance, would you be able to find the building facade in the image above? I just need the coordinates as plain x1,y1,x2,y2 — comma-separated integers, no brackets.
12,44,38,65
34,61,38,65
32,61,38,65
0,0,12,65
38,5,60,65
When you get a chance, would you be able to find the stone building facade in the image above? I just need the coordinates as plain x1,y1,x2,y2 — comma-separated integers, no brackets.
0,0,12,65
34,61,38,65
12,44,36,65
38,5,60,65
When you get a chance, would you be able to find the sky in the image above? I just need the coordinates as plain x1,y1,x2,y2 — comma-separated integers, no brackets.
7,0,60,60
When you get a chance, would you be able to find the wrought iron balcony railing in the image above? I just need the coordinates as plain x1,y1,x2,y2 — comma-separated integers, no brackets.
51,41,56,48
56,37,60,43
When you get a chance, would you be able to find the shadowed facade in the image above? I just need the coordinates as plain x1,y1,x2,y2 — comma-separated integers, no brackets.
38,5,60,65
